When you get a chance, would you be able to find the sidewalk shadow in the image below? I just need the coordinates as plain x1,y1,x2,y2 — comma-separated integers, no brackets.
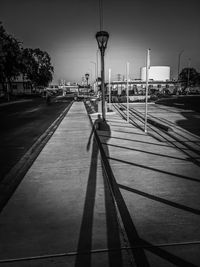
118,183,200,216
75,115,123,267
75,114,198,267
177,111,200,138
108,157,200,183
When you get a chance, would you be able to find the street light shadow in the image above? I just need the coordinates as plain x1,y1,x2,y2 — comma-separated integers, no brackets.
75,115,123,267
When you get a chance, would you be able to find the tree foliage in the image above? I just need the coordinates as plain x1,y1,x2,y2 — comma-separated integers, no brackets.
21,48,54,87
0,21,54,98
0,22,22,86
179,67,200,87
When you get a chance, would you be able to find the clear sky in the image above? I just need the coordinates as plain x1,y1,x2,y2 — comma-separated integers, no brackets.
1,0,200,84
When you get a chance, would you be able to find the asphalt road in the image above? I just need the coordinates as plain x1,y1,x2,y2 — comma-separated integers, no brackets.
0,97,72,182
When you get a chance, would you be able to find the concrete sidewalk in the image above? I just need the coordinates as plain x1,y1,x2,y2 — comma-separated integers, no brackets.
0,101,200,266
0,102,129,267
90,105,200,267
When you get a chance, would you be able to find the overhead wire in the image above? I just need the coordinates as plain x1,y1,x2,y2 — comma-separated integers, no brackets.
99,0,103,30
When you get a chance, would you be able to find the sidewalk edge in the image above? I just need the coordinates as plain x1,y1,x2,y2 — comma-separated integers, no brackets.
0,101,73,212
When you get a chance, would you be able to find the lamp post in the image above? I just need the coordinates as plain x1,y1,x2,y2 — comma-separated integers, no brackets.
85,73,89,86
96,50,99,80
126,62,130,123
90,61,97,92
95,31,109,121
85,73,89,96
108,68,111,106
144,49,150,133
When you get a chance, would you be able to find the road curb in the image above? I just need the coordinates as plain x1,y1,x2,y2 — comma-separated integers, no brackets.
0,101,73,212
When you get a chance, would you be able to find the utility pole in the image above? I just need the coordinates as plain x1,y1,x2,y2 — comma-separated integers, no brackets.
108,68,111,106
126,62,130,123
144,49,150,133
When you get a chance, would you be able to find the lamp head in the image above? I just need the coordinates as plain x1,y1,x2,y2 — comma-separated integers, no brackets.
85,73,89,79
95,31,109,52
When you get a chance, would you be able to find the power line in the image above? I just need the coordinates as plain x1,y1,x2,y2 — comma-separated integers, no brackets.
99,0,103,30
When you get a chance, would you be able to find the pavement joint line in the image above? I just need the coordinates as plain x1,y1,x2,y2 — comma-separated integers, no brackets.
0,101,73,211
1,241,200,263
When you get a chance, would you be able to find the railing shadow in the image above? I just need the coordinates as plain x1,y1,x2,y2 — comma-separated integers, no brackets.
74,132,98,267
103,142,189,162
108,157,200,183
177,111,200,137
75,114,198,267
98,144,198,266
118,183,200,215
98,134,173,148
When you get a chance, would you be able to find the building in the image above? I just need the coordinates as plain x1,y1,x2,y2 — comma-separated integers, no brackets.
140,66,170,81
0,75,32,97
109,80,177,95
105,65,178,100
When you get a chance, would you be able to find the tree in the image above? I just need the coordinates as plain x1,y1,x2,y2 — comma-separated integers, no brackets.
0,22,54,99
21,48,54,88
19,48,36,92
193,72,200,86
0,22,22,100
179,67,200,88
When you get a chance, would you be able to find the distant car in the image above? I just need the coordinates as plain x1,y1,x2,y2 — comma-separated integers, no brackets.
45,85,60,95
35,86,45,94
49,85,59,90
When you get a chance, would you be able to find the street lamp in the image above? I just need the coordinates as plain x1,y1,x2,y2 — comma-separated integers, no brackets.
95,30,109,121
85,73,90,96
85,73,89,86
96,50,99,81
